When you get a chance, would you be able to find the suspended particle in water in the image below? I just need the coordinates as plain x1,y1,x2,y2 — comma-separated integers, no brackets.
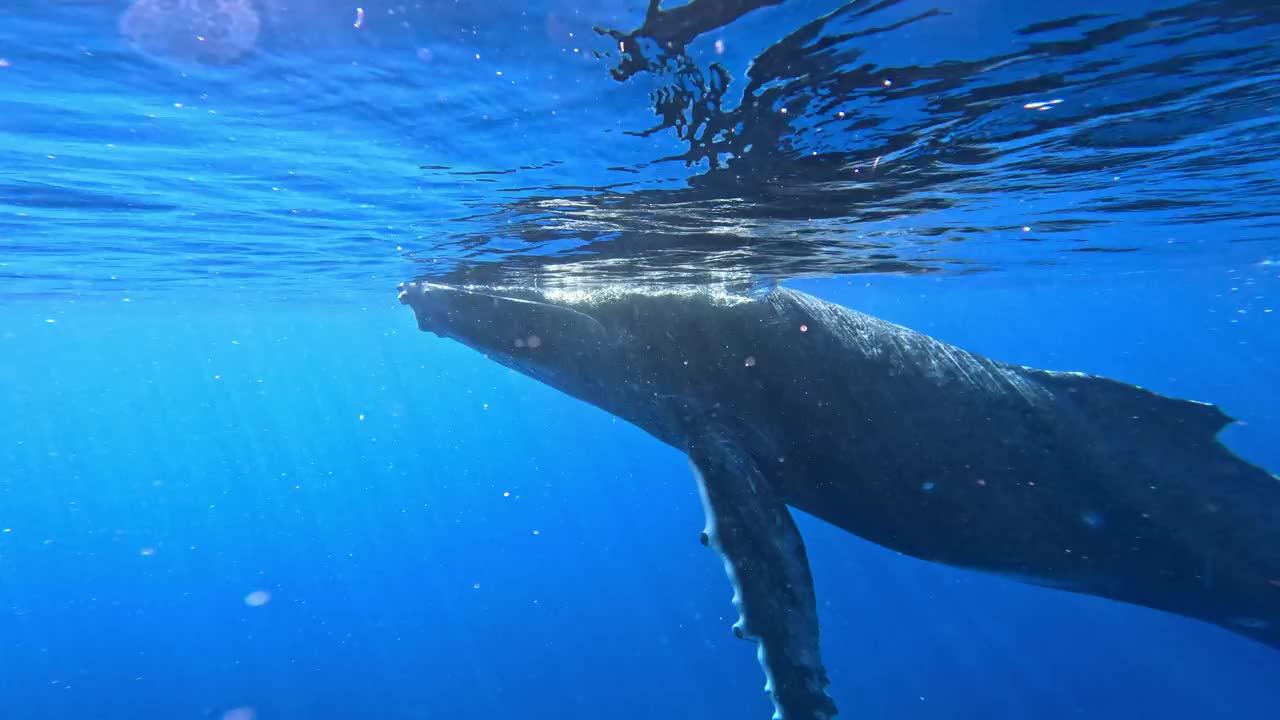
743,356,756,368
1080,510,1104,529
119,0,261,65
243,590,271,607
799,325,808,332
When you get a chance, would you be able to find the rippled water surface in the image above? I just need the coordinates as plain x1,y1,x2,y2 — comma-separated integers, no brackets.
3,0,1278,295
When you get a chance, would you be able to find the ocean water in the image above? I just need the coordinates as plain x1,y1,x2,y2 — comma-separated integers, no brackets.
1,1,1279,719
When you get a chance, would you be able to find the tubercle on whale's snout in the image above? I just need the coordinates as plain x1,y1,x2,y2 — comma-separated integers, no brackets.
396,282,443,336
397,282,440,317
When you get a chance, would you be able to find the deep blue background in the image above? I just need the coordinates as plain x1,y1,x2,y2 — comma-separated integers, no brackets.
2,267,1277,719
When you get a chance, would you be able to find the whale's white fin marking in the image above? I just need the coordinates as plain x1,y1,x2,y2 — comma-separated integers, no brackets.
689,431,837,720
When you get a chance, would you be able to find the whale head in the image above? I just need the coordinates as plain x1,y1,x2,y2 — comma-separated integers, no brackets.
396,281,773,445
397,281,634,403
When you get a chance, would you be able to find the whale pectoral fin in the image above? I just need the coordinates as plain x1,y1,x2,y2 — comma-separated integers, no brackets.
688,432,838,720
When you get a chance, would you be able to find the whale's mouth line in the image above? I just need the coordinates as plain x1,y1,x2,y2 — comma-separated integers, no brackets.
396,281,611,337
397,281,534,309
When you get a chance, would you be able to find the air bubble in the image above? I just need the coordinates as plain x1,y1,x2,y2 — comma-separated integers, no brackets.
119,0,261,65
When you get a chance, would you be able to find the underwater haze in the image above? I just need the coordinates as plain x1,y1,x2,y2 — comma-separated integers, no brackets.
2,1,1280,719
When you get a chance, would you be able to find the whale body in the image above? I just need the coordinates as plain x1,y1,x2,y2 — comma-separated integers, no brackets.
398,281,1280,720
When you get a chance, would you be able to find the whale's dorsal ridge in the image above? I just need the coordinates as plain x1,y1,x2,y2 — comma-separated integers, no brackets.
1034,368,1237,437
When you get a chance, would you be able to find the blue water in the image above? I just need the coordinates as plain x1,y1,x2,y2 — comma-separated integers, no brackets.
2,1,1279,719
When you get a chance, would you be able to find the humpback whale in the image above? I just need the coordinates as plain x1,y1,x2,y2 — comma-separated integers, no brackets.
397,281,1280,720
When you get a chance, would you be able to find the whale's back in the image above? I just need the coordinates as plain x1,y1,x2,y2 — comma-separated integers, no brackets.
762,288,1280,650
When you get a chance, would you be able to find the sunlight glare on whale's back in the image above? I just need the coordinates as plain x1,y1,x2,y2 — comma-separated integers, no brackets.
119,0,261,65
